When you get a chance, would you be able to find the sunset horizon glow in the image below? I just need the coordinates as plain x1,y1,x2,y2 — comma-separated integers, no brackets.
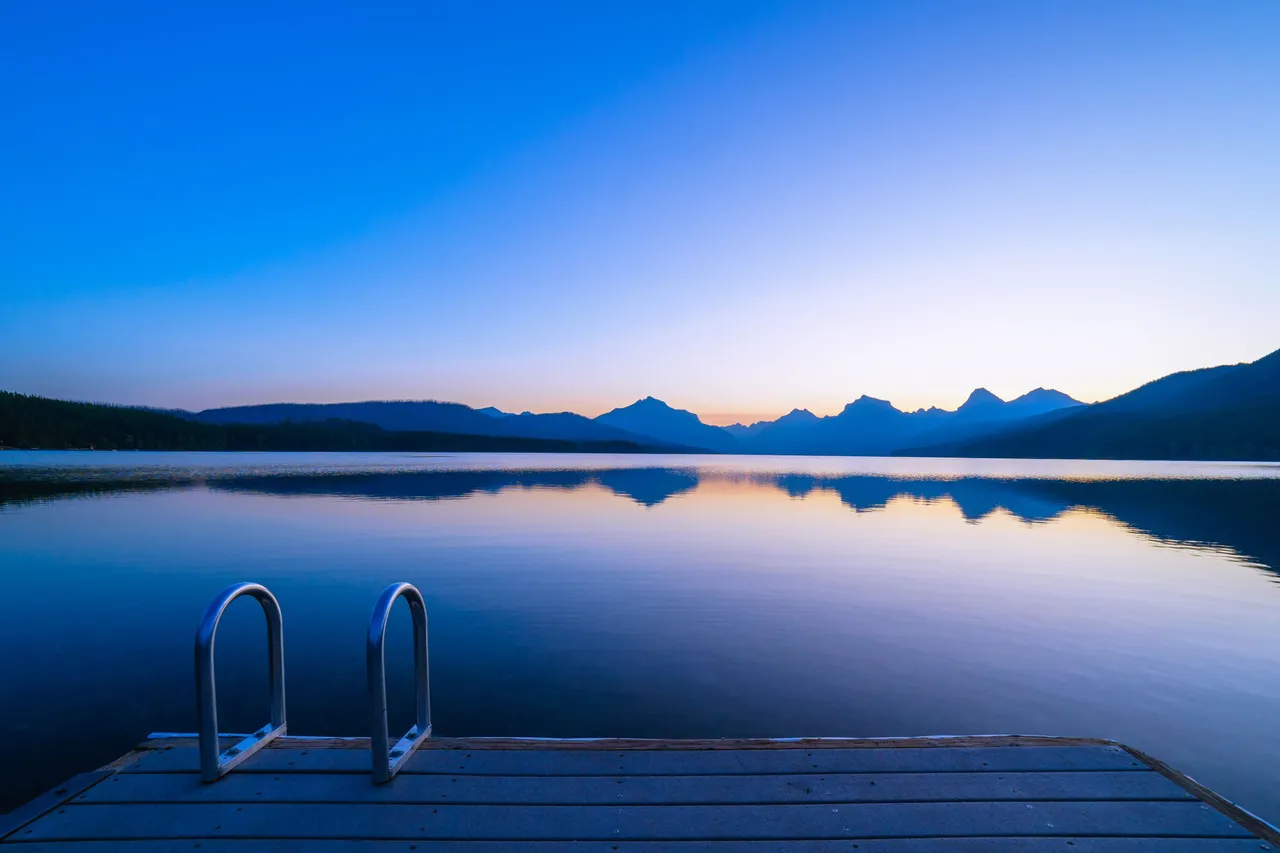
4,2,1277,416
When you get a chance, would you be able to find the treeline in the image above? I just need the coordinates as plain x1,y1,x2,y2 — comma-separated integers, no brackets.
0,392,653,453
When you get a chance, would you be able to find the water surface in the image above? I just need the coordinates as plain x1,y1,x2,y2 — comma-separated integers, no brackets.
2,451,1279,821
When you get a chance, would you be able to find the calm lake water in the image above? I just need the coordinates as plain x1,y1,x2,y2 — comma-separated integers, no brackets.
2,451,1280,821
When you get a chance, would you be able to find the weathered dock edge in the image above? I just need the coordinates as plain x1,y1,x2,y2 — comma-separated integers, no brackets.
3,735,1277,850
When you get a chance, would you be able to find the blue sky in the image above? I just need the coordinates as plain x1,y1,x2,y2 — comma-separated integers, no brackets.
3,1,1278,423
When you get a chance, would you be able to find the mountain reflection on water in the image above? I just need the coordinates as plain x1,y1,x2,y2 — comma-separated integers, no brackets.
2,455,1280,823
7,466,1268,572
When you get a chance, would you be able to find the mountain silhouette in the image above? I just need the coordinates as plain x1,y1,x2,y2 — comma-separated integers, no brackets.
24,346,1280,459
956,387,1005,416
906,347,1280,461
4,385,1086,457
725,408,819,441
191,400,675,447
901,388,1085,451
0,392,679,453
775,408,822,427
949,386,1080,423
1006,388,1082,417
743,390,1083,456
180,388,1087,456
594,397,739,452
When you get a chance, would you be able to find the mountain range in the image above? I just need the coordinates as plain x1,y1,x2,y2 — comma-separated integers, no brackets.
0,392,672,454
169,346,1280,460
5,347,1276,460
189,400,677,447
183,386,1087,457
903,346,1280,460
722,387,1084,456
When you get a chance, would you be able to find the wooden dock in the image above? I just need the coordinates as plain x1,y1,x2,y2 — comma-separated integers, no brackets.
5,584,1275,849
3,734,1277,851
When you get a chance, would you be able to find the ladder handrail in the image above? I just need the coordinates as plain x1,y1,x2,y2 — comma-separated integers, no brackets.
194,582,287,782
367,582,431,783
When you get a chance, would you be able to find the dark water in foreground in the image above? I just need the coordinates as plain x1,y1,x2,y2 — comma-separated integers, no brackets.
2,451,1279,821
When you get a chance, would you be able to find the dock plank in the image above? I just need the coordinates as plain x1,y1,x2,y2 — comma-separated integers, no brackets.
79,770,1194,805
0,771,110,840
5,737,1273,849
123,745,1144,775
10,841,1276,852
19,801,1252,841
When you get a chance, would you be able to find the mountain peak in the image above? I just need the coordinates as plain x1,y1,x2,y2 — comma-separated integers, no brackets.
960,387,1005,409
840,395,901,416
777,407,819,424
608,396,682,415
1013,388,1081,405
595,397,737,451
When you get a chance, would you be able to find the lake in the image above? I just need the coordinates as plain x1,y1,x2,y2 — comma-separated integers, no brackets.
2,451,1279,823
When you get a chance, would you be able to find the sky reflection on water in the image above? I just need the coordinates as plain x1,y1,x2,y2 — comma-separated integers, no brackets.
1,452,1278,822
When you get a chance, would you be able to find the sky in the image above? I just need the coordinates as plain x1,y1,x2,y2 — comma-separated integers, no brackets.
3,1,1278,425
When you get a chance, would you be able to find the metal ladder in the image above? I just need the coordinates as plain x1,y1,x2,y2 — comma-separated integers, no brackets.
194,581,430,784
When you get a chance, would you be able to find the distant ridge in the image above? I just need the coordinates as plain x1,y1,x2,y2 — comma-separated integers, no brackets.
191,400,675,448
168,386,1089,457
14,348,1274,459
901,348,1280,461
0,392,673,454
740,389,1084,457
725,408,817,440
595,397,739,452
